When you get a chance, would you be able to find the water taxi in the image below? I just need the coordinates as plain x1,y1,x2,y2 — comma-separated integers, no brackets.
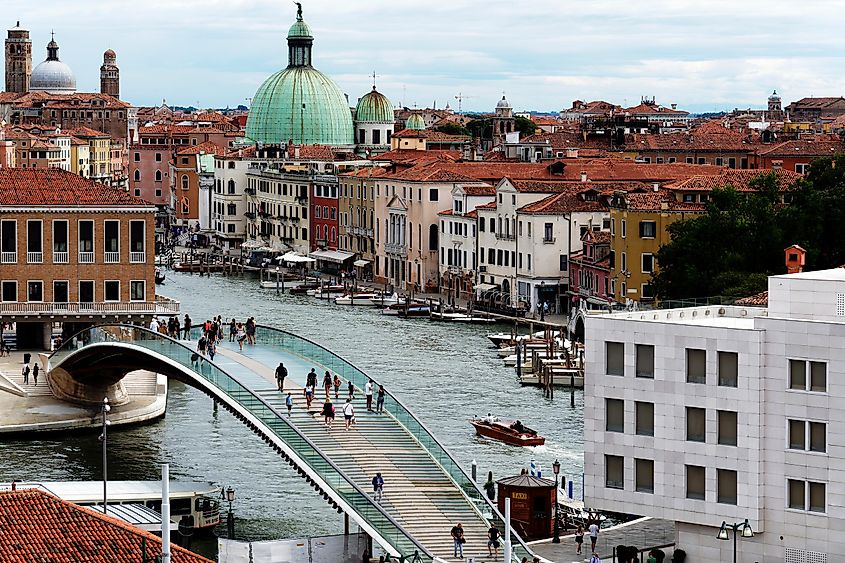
335,292,382,306
469,417,545,447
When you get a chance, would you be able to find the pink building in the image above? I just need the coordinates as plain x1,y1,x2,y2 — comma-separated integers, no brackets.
568,229,613,310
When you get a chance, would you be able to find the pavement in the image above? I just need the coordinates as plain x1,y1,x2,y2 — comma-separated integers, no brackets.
0,350,168,433
219,533,371,563
531,517,675,562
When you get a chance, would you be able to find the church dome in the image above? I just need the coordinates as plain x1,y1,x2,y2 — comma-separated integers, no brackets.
30,37,76,94
496,95,511,109
405,113,425,130
245,7,353,147
356,87,394,123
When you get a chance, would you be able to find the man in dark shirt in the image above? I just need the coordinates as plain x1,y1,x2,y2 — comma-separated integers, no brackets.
276,362,288,392
488,524,501,558
451,523,464,558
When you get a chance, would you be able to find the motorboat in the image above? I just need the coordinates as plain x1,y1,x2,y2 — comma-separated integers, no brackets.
154,267,166,285
335,292,382,306
289,282,321,295
430,311,497,323
308,285,345,298
397,303,431,318
370,292,404,307
259,272,307,290
469,417,545,447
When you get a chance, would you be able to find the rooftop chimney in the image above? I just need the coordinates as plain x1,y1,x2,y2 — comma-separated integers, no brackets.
652,182,659,192
580,171,588,183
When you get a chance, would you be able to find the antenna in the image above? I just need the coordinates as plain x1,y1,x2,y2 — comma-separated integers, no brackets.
372,71,377,89
454,92,478,116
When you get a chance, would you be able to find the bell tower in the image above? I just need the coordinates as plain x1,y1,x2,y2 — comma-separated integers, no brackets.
5,21,32,93
100,49,119,98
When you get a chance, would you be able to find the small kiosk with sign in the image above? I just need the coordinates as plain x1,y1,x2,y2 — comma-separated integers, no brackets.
496,474,556,541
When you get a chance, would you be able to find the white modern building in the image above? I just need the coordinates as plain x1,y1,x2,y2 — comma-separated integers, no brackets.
584,268,845,563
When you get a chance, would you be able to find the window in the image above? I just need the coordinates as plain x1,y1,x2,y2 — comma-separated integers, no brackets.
181,175,189,190
635,344,654,378
130,280,145,301
717,410,737,446
789,419,806,450
605,455,624,489
789,359,826,392
429,189,439,202
543,223,553,242
796,163,810,174
686,407,706,442
788,479,805,509
606,342,624,376
641,253,654,273
621,219,626,238
372,129,381,144
104,220,119,257
27,220,42,259
788,480,826,512
1,281,17,302
53,281,68,303
718,351,738,387
635,401,654,436
134,152,140,162
810,362,826,392
52,220,68,253
809,482,826,512
635,459,654,493
810,421,826,453
605,398,624,432
134,169,141,182
639,221,656,238
686,348,706,384
155,170,162,182
78,220,94,255
129,220,145,254
717,469,737,505
0,220,16,259
686,465,706,500
479,218,485,232
27,281,43,302
104,281,120,301
789,359,806,389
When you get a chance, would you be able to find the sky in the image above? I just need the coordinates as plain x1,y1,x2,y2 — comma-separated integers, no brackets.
7,0,845,114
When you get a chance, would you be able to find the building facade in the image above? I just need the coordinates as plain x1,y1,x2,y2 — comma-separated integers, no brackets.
5,22,31,93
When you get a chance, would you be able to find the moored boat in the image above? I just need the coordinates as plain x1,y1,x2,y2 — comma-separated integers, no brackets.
370,292,403,307
289,282,321,295
431,311,497,323
307,285,345,298
469,417,545,447
154,267,166,285
335,292,381,306
397,303,431,318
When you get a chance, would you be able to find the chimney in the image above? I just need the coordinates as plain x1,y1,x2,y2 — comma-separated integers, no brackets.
580,171,588,183
652,182,659,192
161,464,171,563
671,103,677,110
566,148,578,159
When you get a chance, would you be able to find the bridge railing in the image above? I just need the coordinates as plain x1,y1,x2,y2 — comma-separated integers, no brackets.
249,325,536,562
49,324,435,562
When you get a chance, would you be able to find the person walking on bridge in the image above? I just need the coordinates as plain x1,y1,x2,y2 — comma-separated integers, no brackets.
229,318,237,342
321,399,335,428
376,385,385,414
183,314,192,340
276,362,287,392
285,392,293,416
333,374,341,399
307,368,317,389
365,379,374,411
323,371,332,399
343,398,355,430
32,363,39,386
450,523,464,559
372,472,384,503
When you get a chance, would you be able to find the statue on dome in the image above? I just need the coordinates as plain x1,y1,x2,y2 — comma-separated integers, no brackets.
294,1,303,19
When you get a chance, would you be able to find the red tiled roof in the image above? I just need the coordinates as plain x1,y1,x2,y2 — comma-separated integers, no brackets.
457,184,496,195
339,167,389,178
510,179,649,194
0,489,212,563
757,138,845,157
665,169,803,192
0,169,151,206
176,140,229,156
517,131,612,150
373,149,461,164
66,126,109,138
0,91,130,108
734,291,768,306
620,189,706,212
630,121,756,151
139,125,226,135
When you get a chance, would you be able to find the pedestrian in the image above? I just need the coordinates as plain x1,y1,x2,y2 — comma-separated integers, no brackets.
21,364,29,385
304,384,314,409
589,553,601,563
32,363,39,386
246,317,256,345
285,392,293,416
183,314,192,340
207,340,216,361
343,398,355,430
487,523,501,558
589,521,599,553
149,317,160,333
207,320,217,344
376,385,385,414
450,523,464,559
575,524,584,554
365,379,374,411
275,362,287,392
307,368,317,389
196,333,208,361
323,371,332,399
372,472,384,503
173,316,181,339
229,318,237,342
321,399,334,428
347,380,354,400
236,324,246,350
333,374,341,399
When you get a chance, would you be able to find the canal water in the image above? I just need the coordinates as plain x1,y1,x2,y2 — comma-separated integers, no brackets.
0,272,584,557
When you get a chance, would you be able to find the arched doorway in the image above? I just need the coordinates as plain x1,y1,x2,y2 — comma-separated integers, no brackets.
502,278,510,297
574,316,585,343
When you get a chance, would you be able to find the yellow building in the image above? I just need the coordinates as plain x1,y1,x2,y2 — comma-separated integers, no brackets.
69,127,110,182
70,137,90,177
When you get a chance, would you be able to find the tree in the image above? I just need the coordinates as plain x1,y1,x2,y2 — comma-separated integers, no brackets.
434,123,470,136
514,116,537,137
466,118,491,139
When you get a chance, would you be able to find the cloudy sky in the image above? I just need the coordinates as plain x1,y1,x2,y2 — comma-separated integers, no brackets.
8,0,845,113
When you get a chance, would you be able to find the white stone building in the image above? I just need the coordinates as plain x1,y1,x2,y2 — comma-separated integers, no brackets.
584,268,845,563
437,184,494,298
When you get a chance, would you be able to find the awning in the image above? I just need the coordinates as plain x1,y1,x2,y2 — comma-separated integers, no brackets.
278,252,316,264
241,239,263,249
310,249,355,263
475,283,498,293
353,259,371,267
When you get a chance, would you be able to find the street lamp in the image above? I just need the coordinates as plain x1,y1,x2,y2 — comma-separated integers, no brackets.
552,459,561,543
275,266,281,295
540,281,546,321
717,519,754,563
225,486,236,539
99,397,111,514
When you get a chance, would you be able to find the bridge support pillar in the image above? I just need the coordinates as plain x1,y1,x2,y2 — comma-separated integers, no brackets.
47,366,130,407
344,513,349,536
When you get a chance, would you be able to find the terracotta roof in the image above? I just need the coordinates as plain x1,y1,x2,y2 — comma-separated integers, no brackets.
339,167,389,178
757,138,845,157
517,131,612,150
518,187,609,214
590,230,611,243
393,129,470,143
786,97,845,109
139,125,226,135
630,121,755,151
66,126,109,138
624,102,689,116
620,189,706,212
0,91,130,108
511,179,649,194
176,140,230,156
457,184,496,195
734,291,768,306
0,169,151,206
665,169,803,192
0,489,212,563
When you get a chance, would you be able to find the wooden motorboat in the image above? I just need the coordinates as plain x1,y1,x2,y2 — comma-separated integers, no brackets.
370,292,404,307
335,292,381,306
397,303,431,318
430,311,497,323
469,418,545,447
308,285,345,298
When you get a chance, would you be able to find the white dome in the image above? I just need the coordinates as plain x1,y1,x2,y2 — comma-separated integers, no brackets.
30,60,77,93
496,95,511,109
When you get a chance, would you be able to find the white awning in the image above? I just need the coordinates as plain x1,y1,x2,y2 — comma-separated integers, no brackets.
241,239,263,249
310,249,355,263
475,283,498,292
278,252,316,264
353,259,371,267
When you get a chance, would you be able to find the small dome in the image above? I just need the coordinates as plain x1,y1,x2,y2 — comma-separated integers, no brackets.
104,49,116,61
406,113,425,130
288,19,313,39
356,88,394,123
497,95,511,109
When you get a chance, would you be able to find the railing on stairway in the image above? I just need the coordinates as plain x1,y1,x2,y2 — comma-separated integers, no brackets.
239,324,538,562
48,324,436,562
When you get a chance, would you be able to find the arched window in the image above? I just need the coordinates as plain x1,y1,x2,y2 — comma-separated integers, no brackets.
134,169,140,182
428,223,438,251
228,179,236,194
181,175,188,190
155,170,162,182
180,196,189,215
227,203,236,215
323,225,328,240
331,227,336,242
323,206,329,218
315,207,321,219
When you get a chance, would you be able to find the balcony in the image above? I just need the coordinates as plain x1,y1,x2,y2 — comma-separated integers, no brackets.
1,252,16,264
104,252,120,263
27,251,43,263
79,252,94,264
290,216,301,223
259,211,272,218
542,237,556,244
495,233,516,241
0,297,180,317
53,251,69,264
130,251,146,263
245,187,256,196
384,243,408,257
244,212,256,220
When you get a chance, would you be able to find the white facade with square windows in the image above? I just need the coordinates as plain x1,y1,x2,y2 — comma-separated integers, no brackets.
584,269,845,563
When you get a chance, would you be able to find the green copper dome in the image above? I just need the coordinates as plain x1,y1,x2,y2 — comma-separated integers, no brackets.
406,113,425,130
245,6,353,147
355,87,394,123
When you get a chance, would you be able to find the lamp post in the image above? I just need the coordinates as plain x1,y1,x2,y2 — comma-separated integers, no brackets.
552,459,561,543
275,266,281,295
717,519,754,563
225,486,236,540
99,397,111,514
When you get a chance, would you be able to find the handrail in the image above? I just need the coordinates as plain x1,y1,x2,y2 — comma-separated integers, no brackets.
48,324,435,561
246,323,537,561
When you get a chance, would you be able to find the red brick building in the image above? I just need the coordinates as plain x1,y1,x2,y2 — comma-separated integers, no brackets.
568,229,613,310
311,178,339,251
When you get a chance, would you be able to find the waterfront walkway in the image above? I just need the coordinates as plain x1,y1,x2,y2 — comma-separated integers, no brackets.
531,517,675,562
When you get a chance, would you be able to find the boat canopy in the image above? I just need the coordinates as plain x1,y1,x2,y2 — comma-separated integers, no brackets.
279,252,316,263
310,249,355,263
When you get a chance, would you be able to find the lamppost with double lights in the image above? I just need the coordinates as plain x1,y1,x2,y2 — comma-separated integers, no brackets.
225,486,236,539
552,459,561,543
717,519,754,563
99,397,111,514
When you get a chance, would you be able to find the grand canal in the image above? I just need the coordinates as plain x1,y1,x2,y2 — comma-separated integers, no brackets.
0,272,584,555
